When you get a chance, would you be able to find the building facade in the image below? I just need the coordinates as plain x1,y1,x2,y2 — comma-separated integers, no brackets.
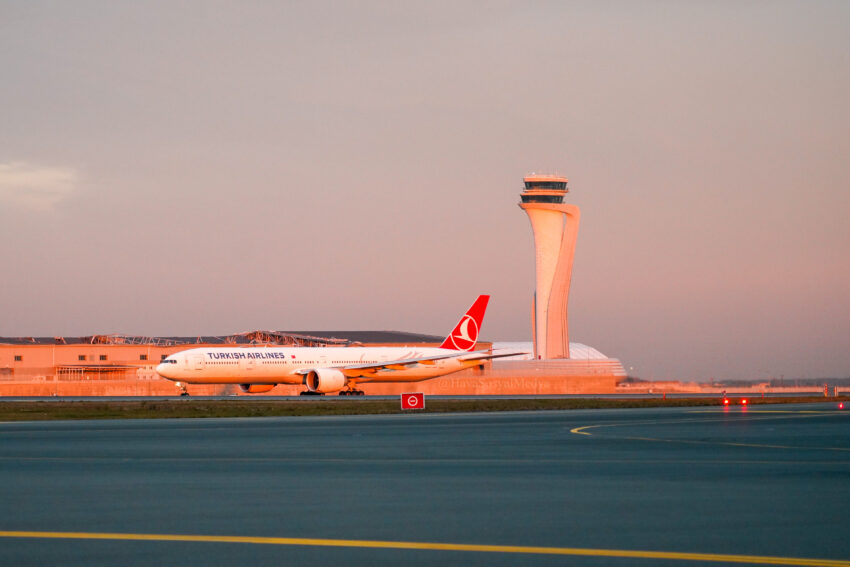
0,333,622,395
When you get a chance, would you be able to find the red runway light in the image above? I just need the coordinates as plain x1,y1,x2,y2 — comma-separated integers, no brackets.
741,399,748,405
840,402,845,410
723,398,730,405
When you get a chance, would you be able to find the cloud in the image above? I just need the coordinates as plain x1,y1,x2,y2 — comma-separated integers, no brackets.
0,162,79,211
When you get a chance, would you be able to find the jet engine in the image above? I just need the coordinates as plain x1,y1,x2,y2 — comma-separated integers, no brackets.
305,369,346,393
239,384,277,394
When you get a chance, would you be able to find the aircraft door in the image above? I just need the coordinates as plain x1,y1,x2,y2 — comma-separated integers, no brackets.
192,354,205,370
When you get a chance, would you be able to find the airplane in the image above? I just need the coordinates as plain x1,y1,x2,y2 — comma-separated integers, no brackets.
155,295,519,396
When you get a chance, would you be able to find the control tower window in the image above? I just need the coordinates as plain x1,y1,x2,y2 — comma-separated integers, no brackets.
525,181,566,190
521,195,564,204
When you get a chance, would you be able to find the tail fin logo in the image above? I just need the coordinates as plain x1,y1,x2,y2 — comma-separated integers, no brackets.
440,295,489,351
449,315,479,351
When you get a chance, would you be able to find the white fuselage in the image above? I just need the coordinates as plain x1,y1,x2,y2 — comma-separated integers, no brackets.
156,346,472,385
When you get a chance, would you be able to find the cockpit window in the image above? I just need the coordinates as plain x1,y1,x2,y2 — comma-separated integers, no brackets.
161,359,177,364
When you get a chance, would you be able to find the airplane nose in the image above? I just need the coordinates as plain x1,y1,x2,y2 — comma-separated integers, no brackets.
155,363,172,378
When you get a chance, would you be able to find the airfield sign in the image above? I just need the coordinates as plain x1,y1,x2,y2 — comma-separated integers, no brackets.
401,392,425,410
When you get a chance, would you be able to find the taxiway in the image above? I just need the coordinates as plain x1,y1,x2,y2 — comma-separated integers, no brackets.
0,403,848,566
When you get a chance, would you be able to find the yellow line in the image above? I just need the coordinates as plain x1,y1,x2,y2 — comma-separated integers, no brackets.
619,436,848,451
0,531,848,566
690,410,833,414
569,425,597,435
568,411,850,451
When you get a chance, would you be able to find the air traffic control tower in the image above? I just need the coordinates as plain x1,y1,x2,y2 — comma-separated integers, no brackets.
519,174,580,360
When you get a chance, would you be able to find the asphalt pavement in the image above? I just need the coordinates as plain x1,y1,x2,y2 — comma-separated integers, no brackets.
0,403,848,566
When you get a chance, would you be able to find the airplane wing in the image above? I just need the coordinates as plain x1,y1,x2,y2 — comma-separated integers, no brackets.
294,350,527,379
457,350,527,362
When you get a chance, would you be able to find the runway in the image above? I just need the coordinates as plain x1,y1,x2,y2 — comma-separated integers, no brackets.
1,403,848,566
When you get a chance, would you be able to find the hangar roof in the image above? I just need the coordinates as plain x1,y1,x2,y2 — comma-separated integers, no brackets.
0,330,445,347
492,342,611,360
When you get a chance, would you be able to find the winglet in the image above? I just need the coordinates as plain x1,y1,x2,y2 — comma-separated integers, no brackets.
439,295,490,351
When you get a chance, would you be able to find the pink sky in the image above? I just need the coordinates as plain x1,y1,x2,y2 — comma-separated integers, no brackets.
1,1,848,380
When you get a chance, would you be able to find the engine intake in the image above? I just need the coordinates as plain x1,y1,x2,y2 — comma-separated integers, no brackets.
305,368,346,393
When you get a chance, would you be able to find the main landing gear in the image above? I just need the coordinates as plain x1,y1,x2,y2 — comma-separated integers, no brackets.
338,389,365,396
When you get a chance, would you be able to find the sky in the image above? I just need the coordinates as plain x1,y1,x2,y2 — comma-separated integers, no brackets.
1,1,848,381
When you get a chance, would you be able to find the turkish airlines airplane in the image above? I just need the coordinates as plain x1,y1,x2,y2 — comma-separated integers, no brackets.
156,295,516,395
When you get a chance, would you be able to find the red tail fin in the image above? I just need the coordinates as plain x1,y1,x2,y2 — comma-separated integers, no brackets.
439,295,490,351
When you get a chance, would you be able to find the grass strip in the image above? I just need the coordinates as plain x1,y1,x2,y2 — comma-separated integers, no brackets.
0,396,846,421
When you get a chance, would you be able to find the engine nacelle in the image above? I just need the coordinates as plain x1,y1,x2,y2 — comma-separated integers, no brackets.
239,384,277,394
305,368,347,393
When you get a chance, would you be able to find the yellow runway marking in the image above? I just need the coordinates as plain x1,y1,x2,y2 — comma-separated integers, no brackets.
1,530,849,566
568,410,850,451
688,408,836,415
619,436,839,451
